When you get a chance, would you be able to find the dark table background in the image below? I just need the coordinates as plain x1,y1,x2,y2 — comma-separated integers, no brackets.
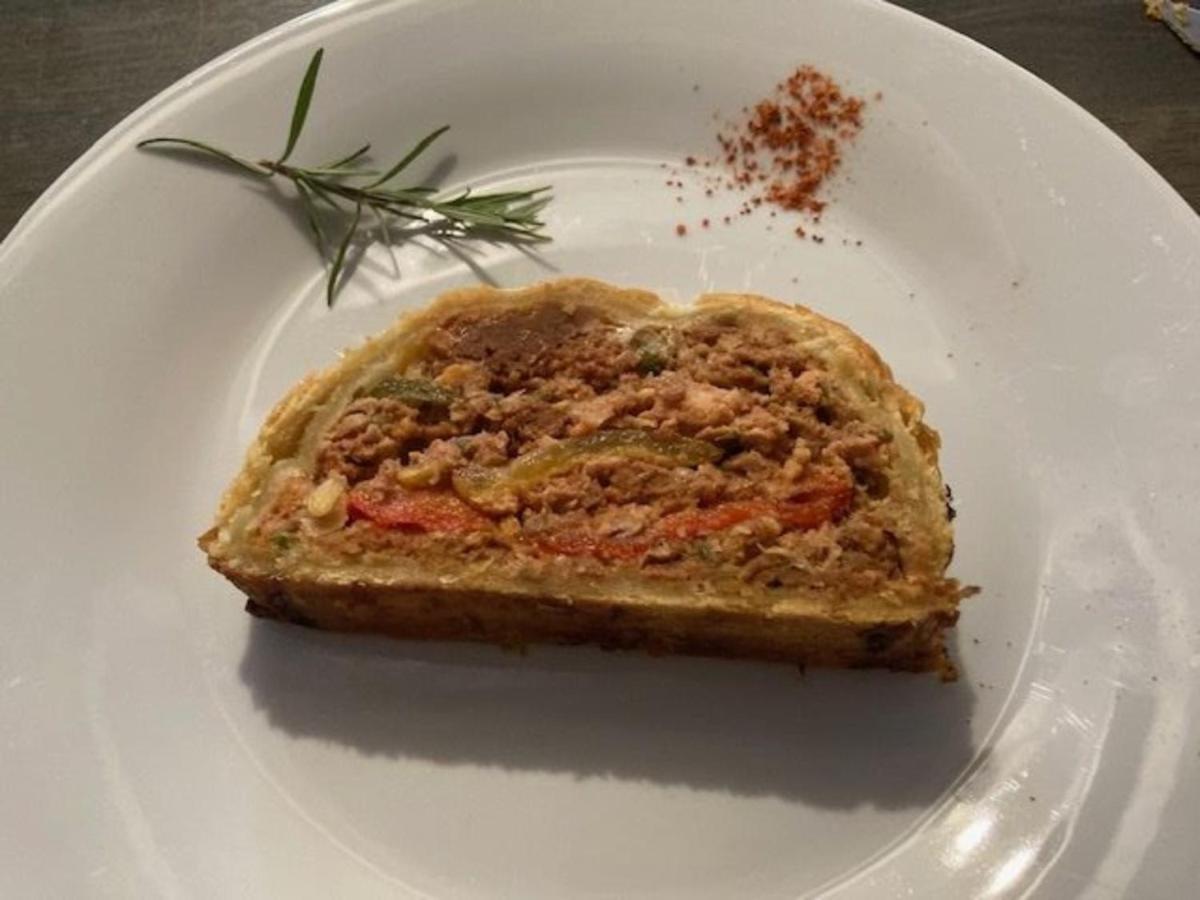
2,0,1196,238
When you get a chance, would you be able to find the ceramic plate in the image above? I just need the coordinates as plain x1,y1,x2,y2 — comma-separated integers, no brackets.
2,0,1197,896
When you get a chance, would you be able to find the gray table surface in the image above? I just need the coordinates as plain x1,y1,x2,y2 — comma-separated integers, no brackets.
2,0,1196,239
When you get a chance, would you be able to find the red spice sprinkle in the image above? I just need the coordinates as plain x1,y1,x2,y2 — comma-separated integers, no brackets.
668,65,866,239
701,218,710,228
675,224,687,236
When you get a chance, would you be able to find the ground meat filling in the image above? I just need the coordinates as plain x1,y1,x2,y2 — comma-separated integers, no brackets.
291,304,898,585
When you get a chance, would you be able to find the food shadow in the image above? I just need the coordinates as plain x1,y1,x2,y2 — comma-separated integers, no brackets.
238,618,978,809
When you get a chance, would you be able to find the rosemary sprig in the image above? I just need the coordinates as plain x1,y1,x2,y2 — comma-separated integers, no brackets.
137,48,552,306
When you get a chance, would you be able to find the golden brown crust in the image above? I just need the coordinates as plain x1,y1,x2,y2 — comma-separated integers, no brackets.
202,278,967,676
221,563,959,679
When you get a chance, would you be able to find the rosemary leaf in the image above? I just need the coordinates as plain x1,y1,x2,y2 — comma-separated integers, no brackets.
327,201,363,307
294,180,327,258
374,203,430,223
299,166,383,177
324,143,371,170
297,175,345,211
278,48,324,164
136,138,271,177
511,195,554,217
379,185,439,197
366,125,451,188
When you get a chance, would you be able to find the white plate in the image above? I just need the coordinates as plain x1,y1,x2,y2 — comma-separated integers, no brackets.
2,0,1198,896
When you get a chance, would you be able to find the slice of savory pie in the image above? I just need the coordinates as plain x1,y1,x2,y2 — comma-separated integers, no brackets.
201,278,972,677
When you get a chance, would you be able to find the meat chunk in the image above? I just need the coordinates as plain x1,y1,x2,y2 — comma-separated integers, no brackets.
316,397,457,481
425,305,637,391
678,381,743,428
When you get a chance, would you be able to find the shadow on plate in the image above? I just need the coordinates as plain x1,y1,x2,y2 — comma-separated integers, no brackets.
239,618,978,810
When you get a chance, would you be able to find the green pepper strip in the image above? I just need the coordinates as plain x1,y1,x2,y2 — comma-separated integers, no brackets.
452,429,720,507
631,327,671,375
366,376,457,406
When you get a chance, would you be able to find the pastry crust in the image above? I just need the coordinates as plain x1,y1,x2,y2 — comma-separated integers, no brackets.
201,278,968,677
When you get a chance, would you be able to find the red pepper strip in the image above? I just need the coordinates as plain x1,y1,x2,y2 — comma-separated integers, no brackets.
775,494,848,530
348,488,492,535
656,501,774,541
538,480,854,560
776,477,854,530
533,532,651,562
